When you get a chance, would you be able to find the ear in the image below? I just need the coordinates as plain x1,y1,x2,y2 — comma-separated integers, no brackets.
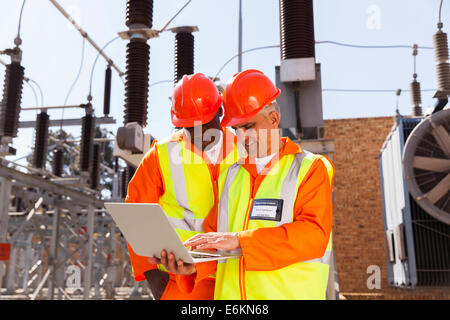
269,110,280,128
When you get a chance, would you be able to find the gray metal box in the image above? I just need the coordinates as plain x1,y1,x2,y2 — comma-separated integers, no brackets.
275,64,324,139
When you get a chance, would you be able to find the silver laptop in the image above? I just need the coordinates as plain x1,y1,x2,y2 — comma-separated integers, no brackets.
104,202,240,264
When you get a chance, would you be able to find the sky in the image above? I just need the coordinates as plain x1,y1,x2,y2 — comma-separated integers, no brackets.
0,0,448,163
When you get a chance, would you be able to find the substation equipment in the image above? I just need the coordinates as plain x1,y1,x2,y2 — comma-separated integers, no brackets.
380,21,450,288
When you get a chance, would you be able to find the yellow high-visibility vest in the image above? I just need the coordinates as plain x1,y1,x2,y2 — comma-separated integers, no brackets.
155,129,240,274
215,150,334,299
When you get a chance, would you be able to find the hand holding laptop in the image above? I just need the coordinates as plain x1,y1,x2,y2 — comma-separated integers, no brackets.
104,203,241,271
147,231,241,276
148,249,196,276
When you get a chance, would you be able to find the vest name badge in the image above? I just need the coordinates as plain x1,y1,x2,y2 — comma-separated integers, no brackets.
249,199,284,221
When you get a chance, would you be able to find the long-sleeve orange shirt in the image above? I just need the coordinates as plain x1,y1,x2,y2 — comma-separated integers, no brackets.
185,138,334,288
124,139,162,281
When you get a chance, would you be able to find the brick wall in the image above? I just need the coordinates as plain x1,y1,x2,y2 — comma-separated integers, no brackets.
323,117,450,300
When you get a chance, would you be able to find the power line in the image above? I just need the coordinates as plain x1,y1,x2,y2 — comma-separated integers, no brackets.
24,80,38,107
16,0,26,42
213,40,435,79
27,78,44,106
145,79,438,95
214,45,280,79
316,40,433,50
64,37,86,106
60,36,86,137
322,88,437,93
88,35,120,100
149,80,173,87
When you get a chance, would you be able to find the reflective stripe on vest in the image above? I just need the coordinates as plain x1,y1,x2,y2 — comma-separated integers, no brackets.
156,134,239,275
166,141,204,232
215,150,333,300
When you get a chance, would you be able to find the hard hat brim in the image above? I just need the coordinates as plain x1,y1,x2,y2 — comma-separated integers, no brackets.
171,100,222,128
221,89,281,127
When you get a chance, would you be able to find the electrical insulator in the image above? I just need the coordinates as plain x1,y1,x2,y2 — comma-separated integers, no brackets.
410,44,422,116
90,143,101,190
433,27,449,63
124,40,149,126
120,169,127,198
121,165,136,198
126,0,153,28
103,65,112,116
278,0,316,138
32,111,50,169
174,31,194,85
114,156,119,173
436,62,450,93
124,0,153,127
410,79,422,116
127,165,136,184
279,0,315,60
0,62,25,138
15,197,23,212
433,23,450,93
79,113,95,172
52,147,64,177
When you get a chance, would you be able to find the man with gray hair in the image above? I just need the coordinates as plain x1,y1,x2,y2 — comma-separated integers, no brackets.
158,69,334,300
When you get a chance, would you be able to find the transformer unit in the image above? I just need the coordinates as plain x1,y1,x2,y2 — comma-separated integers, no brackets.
379,110,450,288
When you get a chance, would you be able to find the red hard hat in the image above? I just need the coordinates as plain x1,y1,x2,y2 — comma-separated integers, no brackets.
171,73,222,127
221,69,281,127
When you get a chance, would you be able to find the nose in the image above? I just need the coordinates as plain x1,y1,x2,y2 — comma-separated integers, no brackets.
236,127,249,136
235,128,247,142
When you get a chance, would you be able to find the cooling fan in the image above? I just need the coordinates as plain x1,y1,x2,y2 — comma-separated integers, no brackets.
403,108,450,225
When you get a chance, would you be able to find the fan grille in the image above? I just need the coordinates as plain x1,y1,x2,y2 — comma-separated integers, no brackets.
403,109,450,224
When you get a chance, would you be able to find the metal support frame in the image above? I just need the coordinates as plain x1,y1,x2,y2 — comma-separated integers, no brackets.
48,206,61,299
83,205,95,300
0,162,104,207
18,116,116,129
0,177,12,295
0,149,143,300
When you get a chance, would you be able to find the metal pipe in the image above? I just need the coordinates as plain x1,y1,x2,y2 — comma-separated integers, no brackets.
0,177,12,296
83,205,95,300
21,104,85,111
0,177,11,242
9,197,44,243
18,116,116,128
30,268,51,300
6,244,18,294
22,233,33,294
64,138,115,143
48,206,61,300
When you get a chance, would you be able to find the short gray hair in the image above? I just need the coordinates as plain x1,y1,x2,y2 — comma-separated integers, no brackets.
259,100,281,118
